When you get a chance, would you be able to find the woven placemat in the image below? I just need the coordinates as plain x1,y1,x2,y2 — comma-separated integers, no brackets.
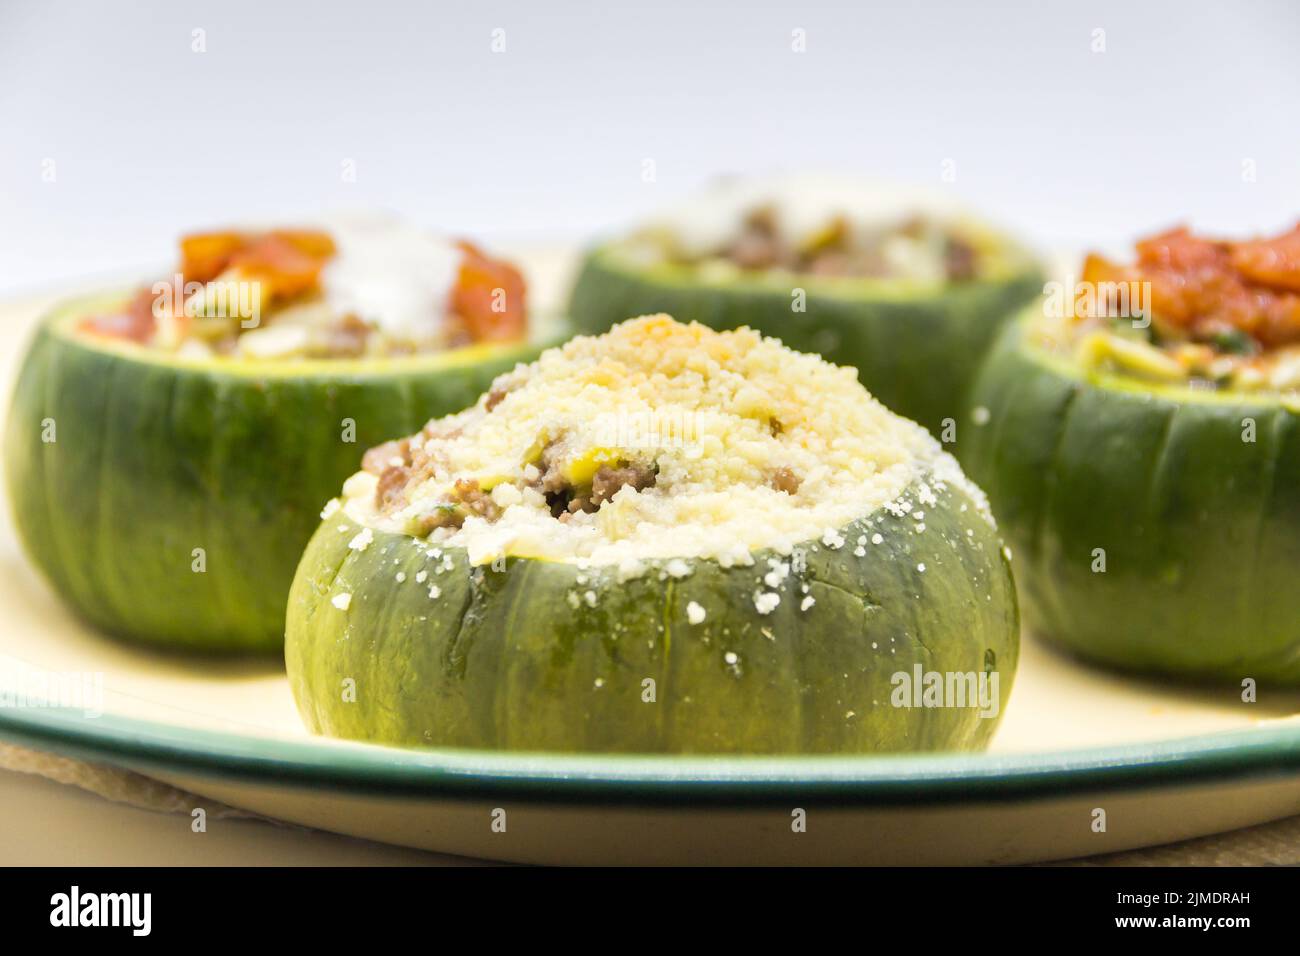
0,743,254,819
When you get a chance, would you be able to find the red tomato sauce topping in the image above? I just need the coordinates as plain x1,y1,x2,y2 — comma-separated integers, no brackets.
1083,224,1300,350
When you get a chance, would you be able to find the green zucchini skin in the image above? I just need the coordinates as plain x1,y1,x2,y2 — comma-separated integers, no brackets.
568,247,1043,436
286,473,1018,754
960,313,1300,684
3,298,544,653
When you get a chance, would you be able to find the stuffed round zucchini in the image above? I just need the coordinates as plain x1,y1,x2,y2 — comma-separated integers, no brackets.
5,217,551,652
568,176,1043,436
961,224,1300,684
287,315,1018,754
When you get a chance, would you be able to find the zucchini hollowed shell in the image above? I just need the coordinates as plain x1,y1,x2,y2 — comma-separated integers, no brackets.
568,245,1042,436
286,473,1018,754
959,308,1300,684
3,294,549,652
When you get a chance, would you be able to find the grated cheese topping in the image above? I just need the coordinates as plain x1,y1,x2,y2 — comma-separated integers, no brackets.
341,315,989,567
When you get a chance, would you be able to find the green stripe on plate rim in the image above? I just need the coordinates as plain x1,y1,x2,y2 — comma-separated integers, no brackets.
0,704,1296,807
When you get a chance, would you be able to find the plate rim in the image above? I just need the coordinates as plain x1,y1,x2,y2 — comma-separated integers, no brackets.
1,704,1297,807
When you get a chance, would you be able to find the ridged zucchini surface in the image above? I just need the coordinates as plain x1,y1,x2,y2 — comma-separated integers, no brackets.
960,309,1300,684
4,294,547,651
287,473,1018,753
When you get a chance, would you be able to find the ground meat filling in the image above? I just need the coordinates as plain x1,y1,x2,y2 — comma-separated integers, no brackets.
591,462,657,504
362,438,410,475
727,208,783,270
770,467,801,495
676,205,984,282
358,407,802,538
539,446,659,520
360,429,661,532
362,439,411,510
375,465,411,510
397,479,499,537
453,479,499,520
943,237,978,282
318,314,373,359
536,441,569,495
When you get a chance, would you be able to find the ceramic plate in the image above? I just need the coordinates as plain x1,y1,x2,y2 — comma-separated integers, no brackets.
1,249,1297,865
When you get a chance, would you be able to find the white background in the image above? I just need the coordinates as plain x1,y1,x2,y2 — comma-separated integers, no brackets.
2,0,1297,296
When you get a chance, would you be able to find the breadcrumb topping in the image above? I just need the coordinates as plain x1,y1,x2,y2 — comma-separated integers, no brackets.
341,315,988,566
